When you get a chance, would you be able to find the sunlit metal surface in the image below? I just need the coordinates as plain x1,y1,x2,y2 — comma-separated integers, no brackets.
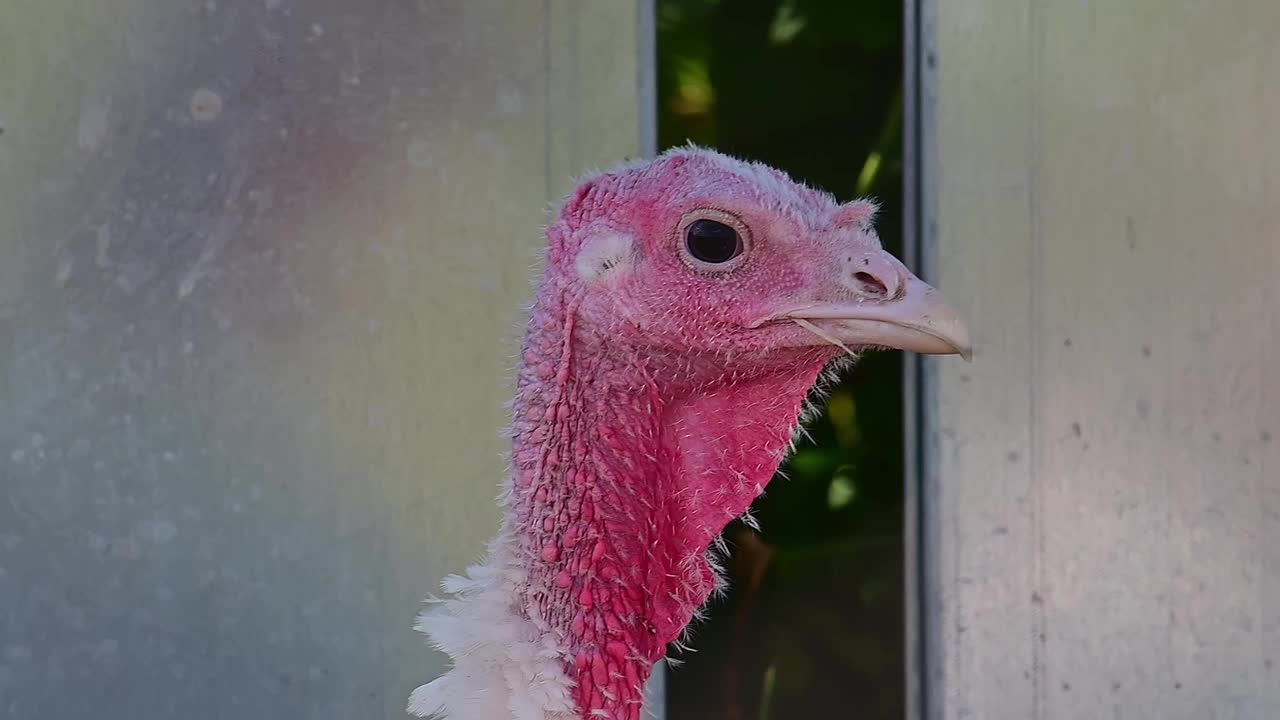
920,2,1280,718
0,2,648,717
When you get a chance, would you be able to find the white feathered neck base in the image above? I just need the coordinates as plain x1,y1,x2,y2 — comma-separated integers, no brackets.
408,520,578,720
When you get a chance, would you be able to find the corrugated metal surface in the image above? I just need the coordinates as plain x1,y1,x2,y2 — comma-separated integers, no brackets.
0,2,648,717
919,2,1280,718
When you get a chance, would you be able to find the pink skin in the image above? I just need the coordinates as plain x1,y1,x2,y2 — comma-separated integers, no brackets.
504,149,966,719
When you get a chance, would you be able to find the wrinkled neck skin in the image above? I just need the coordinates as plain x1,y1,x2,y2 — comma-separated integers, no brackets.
511,278,838,719
411,281,835,720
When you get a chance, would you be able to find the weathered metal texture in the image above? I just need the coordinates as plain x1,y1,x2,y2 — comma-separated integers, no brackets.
0,2,650,718
918,2,1280,719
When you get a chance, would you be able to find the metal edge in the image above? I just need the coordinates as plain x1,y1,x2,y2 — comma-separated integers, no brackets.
638,6,664,716
917,2,943,719
902,0,924,717
637,0,658,158
903,1,937,718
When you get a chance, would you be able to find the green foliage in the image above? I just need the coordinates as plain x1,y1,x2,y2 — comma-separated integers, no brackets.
658,1,906,717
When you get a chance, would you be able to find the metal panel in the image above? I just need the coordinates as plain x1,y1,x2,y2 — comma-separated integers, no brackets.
0,2,648,718
920,2,1280,718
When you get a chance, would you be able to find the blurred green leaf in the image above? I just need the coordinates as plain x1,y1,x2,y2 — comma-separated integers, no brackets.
768,1,807,45
827,470,858,510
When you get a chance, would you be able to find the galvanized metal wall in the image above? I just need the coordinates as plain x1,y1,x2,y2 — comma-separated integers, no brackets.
0,2,651,718
917,2,1280,718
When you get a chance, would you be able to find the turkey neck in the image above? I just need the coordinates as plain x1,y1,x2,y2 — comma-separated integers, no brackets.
506,286,833,719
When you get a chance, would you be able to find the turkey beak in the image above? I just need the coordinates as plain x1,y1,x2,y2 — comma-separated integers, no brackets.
776,250,972,360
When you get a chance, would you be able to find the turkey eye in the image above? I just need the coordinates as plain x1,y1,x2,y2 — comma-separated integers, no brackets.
685,219,743,264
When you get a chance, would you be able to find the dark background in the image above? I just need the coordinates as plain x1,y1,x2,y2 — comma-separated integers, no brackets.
657,2,907,718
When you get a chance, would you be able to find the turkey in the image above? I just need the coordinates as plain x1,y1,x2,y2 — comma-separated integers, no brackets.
408,147,970,720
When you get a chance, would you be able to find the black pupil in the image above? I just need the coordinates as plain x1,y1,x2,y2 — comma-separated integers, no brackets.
685,219,742,264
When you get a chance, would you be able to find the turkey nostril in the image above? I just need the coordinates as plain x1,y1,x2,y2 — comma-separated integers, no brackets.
853,271,889,298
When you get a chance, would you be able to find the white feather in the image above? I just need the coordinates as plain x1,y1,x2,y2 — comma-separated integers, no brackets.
409,522,578,720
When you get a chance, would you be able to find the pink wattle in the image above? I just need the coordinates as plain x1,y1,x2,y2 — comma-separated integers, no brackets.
508,280,834,720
